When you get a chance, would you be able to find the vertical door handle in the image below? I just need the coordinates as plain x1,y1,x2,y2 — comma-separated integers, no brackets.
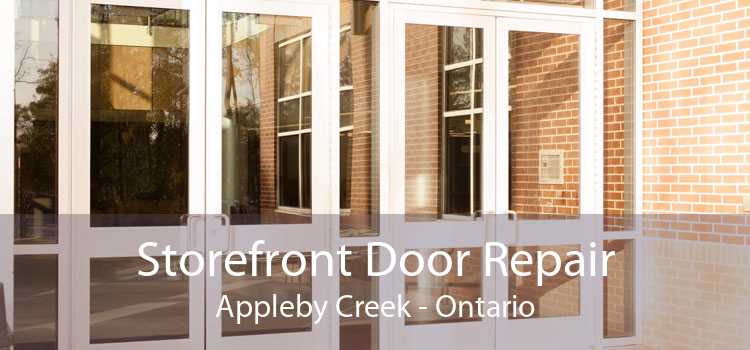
181,214,202,250
215,214,233,250
0,283,13,349
507,210,519,245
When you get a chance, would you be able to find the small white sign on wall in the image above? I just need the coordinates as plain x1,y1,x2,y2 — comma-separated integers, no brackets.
539,150,565,184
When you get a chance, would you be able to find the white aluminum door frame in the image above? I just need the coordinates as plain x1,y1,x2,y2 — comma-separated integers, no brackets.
0,0,14,335
6,0,75,348
391,6,497,350
70,0,207,349
495,17,599,350
205,0,334,349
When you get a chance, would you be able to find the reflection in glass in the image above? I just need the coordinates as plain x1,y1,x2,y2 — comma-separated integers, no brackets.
444,116,471,214
405,248,482,325
14,0,59,244
279,41,301,98
14,255,58,350
508,245,581,319
279,136,300,207
222,254,312,336
339,0,380,236
445,27,472,65
222,13,312,224
279,100,300,133
340,247,378,350
445,66,472,111
604,0,635,11
405,24,483,221
90,257,189,343
604,240,635,338
604,20,635,232
340,130,353,210
90,5,190,227
509,31,580,220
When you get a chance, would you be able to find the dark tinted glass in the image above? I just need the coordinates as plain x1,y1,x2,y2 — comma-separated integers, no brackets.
444,116,472,215
90,4,190,227
14,0,59,244
278,136,300,207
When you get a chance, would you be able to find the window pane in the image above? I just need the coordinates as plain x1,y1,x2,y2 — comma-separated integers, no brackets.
340,30,352,86
508,245,581,319
604,20,635,232
509,31,580,220
278,100,300,133
445,66,472,111
302,95,312,130
222,13,312,224
90,257,189,343
604,240,635,338
474,64,483,108
339,0,380,236
405,24,483,221
340,131,353,210
445,27,472,65
473,114,482,214
340,90,353,127
301,133,312,209
340,247,378,350
278,41,301,98
405,248,482,325
14,0,59,244
14,255,57,350
221,254,312,336
90,5,190,227
444,116,472,215
278,135,300,208
302,37,312,93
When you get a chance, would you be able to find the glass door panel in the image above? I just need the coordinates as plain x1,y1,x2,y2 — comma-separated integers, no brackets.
71,1,206,350
497,18,598,350
205,1,332,349
393,8,495,350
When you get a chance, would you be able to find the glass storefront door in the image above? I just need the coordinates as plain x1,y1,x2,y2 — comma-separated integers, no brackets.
496,18,598,350
204,1,333,349
71,1,207,349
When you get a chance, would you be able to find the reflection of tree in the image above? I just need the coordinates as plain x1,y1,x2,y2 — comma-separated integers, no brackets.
90,45,190,226
223,18,262,216
14,57,58,238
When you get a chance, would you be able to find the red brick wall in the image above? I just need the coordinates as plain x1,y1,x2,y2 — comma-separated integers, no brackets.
604,19,635,232
349,19,377,217
642,0,750,245
259,28,277,214
641,1,750,348
509,32,581,219
405,24,442,220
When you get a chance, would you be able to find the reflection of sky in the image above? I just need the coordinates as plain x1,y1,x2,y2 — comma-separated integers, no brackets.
15,0,58,105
